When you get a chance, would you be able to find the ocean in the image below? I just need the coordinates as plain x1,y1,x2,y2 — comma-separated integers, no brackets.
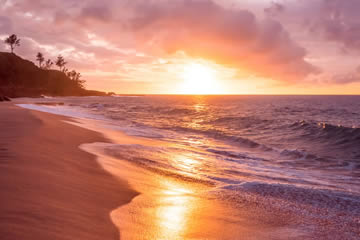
17,95,360,238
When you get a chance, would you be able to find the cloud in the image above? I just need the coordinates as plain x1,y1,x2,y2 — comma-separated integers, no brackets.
303,0,360,52
0,16,12,32
125,0,318,81
1,0,320,88
331,66,360,84
78,5,113,24
264,2,285,17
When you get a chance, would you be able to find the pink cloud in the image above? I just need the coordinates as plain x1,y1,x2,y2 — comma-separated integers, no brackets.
264,2,285,17
0,16,12,32
288,0,360,52
331,66,360,84
125,0,318,81
1,0,321,88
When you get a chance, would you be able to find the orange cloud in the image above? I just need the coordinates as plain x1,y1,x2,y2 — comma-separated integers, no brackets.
126,0,319,82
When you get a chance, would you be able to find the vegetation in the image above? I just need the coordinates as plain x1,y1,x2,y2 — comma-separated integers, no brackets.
67,70,85,89
36,52,45,68
55,55,67,72
44,59,53,70
4,34,20,54
0,34,108,97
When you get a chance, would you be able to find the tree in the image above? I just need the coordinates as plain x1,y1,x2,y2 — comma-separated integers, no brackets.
67,70,85,89
55,55,67,72
4,34,20,54
36,52,45,68
44,59,53,70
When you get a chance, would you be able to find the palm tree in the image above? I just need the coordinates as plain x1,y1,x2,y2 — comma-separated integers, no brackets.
55,55,67,72
4,34,20,54
68,70,85,88
44,59,53,70
36,52,45,68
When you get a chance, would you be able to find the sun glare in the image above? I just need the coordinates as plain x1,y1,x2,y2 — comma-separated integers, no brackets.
179,63,223,95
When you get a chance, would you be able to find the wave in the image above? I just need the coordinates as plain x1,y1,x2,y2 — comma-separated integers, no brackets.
291,121,360,147
161,107,194,115
216,181,360,217
127,105,196,115
212,182,360,238
206,148,268,161
280,149,317,160
162,125,272,150
103,144,214,185
73,102,360,158
207,116,272,129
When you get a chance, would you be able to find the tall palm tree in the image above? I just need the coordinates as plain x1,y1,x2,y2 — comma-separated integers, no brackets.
36,52,45,68
55,55,67,71
4,34,20,54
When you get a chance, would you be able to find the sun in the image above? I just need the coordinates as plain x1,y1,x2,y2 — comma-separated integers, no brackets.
178,63,222,95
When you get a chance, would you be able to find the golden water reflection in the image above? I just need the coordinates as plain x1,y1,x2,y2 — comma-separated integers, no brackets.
193,103,207,113
156,180,194,239
172,154,202,173
186,98,214,131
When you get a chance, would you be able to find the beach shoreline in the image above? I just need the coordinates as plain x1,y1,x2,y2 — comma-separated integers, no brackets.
0,102,301,240
3,100,360,240
0,103,138,240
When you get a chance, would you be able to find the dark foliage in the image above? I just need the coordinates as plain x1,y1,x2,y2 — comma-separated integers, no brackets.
43,59,53,70
36,52,45,68
0,52,106,97
4,34,20,54
55,55,67,72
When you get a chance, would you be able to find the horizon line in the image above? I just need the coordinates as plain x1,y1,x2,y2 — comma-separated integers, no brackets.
106,93,360,96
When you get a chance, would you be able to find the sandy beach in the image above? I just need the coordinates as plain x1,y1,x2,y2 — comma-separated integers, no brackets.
0,103,138,240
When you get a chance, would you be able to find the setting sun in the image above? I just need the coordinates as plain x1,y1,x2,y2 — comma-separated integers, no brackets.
178,63,223,95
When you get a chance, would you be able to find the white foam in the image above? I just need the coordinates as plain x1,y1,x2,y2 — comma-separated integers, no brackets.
16,103,165,139
17,103,109,121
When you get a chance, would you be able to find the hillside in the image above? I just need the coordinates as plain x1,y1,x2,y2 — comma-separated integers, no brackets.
0,52,106,98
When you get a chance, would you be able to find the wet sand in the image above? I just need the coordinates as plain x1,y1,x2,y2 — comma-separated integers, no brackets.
0,103,138,240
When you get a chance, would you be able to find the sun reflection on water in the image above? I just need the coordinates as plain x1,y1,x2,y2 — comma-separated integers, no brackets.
173,154,201,173
193,103,207,113
184,98,215,131
155,180,195,239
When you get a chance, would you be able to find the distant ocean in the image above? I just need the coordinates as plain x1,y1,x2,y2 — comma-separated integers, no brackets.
18,95,360,235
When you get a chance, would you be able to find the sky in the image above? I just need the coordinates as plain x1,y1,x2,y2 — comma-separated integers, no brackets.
1,0,360,94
